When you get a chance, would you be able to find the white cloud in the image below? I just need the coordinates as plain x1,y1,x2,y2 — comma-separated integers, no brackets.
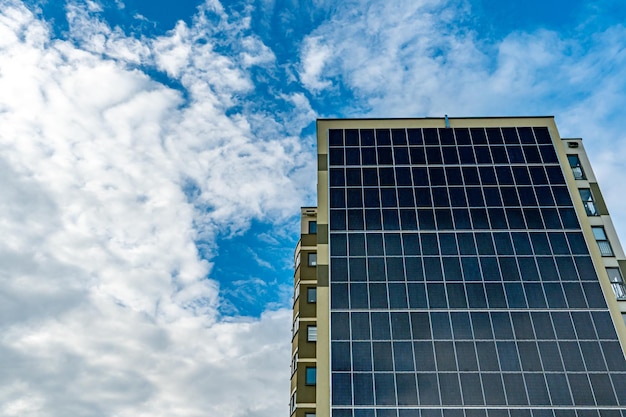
0,1,315,415
298,0,626,238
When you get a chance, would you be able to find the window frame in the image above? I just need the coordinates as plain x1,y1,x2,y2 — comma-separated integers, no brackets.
307,325,317,342
305,366,317,385
592,226,614,256
607,267,626,300
579,188,599,216
567,154,586,180
307,287,317,303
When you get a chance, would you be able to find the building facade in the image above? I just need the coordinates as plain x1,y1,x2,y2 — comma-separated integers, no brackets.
291,117,626,417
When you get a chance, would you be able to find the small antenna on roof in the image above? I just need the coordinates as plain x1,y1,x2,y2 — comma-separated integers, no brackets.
444,114,450,128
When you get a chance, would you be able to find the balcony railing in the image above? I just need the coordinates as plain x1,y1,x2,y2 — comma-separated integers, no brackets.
611,282,626,300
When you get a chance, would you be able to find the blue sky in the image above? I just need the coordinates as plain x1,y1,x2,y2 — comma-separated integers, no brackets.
1,0,626,416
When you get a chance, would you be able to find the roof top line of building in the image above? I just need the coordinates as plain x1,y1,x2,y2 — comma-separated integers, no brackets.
316,116,555,121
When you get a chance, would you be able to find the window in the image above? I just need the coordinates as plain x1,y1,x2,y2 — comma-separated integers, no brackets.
307,287,317,303
308,221,317,234
291,351,298,375
293,283,300,303
567,155,586,180
292,316,299,338
305,367,317,385
592,226,614,256
290,391,296,415
294,252,301,270
579,189,598,216
607,268,626,300
307,325,317,342
308,253,317,267
304,414,316,417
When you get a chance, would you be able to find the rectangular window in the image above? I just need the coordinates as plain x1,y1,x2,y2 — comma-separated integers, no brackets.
309,221,317,234
291,352,298,375
567,155,586,180
579,189,598,216
295,253,301,270
308,253,317,267
307,287,317,303
305,367,317,385
607,267,626,300
592,226,614,256
307,325,317,342
292,316,299,338
290,391,296,414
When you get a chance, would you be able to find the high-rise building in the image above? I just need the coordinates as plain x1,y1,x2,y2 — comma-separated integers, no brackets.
291,117,626,417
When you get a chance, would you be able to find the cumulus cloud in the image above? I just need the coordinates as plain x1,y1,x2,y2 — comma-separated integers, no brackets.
298,0,626,236
0,1,315,415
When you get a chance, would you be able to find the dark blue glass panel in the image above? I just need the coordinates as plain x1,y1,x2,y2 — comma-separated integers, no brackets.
560,341,585,371
523,145,543,163
446,283,467,308
482,373,506,405
427,283,447,308
535,186,554,206
518,258,540,281
580,341,607,371
332,312,350,340
391,312,412,339
329,129,344,146
407,283,428,308
332,342,351,371
424,257,443,281
364,189,381,208
436,209,454,230
491,146,509,163
546,373,573,405
583,282,608,308
476,146,493,164
331,283,349,308
491,312,514,338
568,373,595,405
525,373,551,405
443,146,460,164
351,313,371,340
602,342,626,371
559,208,580,229
361,129,375,146
458,233,477,255
443,258,463,282
500,258,521,281
489,208,508,229
373,342,394,371
330,168,346,186
371,312,391,339
451,311,473,339
380,189,397,207
538,341,564,371
383,233,401,255
407,128,423,145
426,147,443,164
553,186,572,205
524,283,547,308
349,233,366,256
532,167,549,185
456,341,479,370
363,167,378,185
349,258,367,281
346,148,360,165
331,258,348,282
353,373,374,405
507,146,525,163
393,341,415,371
487,127,504,144
471,312,493,339
506,208,526,229
485,283,507,308
544,283,567,308
332,373,353,405
455,128,471,145
396,373,418,405
417,373,440,405
382,210,399,230
414,341,436,370
518,341,542,371
352,342,372,371
376,129,391,145
348,209,365,230
368,257,386,281
497,341,521,371
518,186,538,206
439,373,462,404
405,257,424,281
374,373,396,405
418,209,436,230
387,258,405,281
410,147,426,164
476,341,499,371
466,283,488,307
366,233,384,255
431,312,452,339
453,209,472,229
389,283,408,308
424,128,439,145
589,373,617,405
481,257,501,281
350,283,369,308
410,312,431,339
503,373,528,405
511,312,535,339
575,256,597,280
460,372,485,405
539,144,559,163
369,283,388,308
446,167,463,185
378,147,393,164
505,283,527,308
398,189,415,207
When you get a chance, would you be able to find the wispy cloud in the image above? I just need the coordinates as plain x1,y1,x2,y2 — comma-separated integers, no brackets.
0,1,311,415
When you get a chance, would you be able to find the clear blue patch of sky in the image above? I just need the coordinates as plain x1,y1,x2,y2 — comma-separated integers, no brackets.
209,220,299,317
467,0,626,39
